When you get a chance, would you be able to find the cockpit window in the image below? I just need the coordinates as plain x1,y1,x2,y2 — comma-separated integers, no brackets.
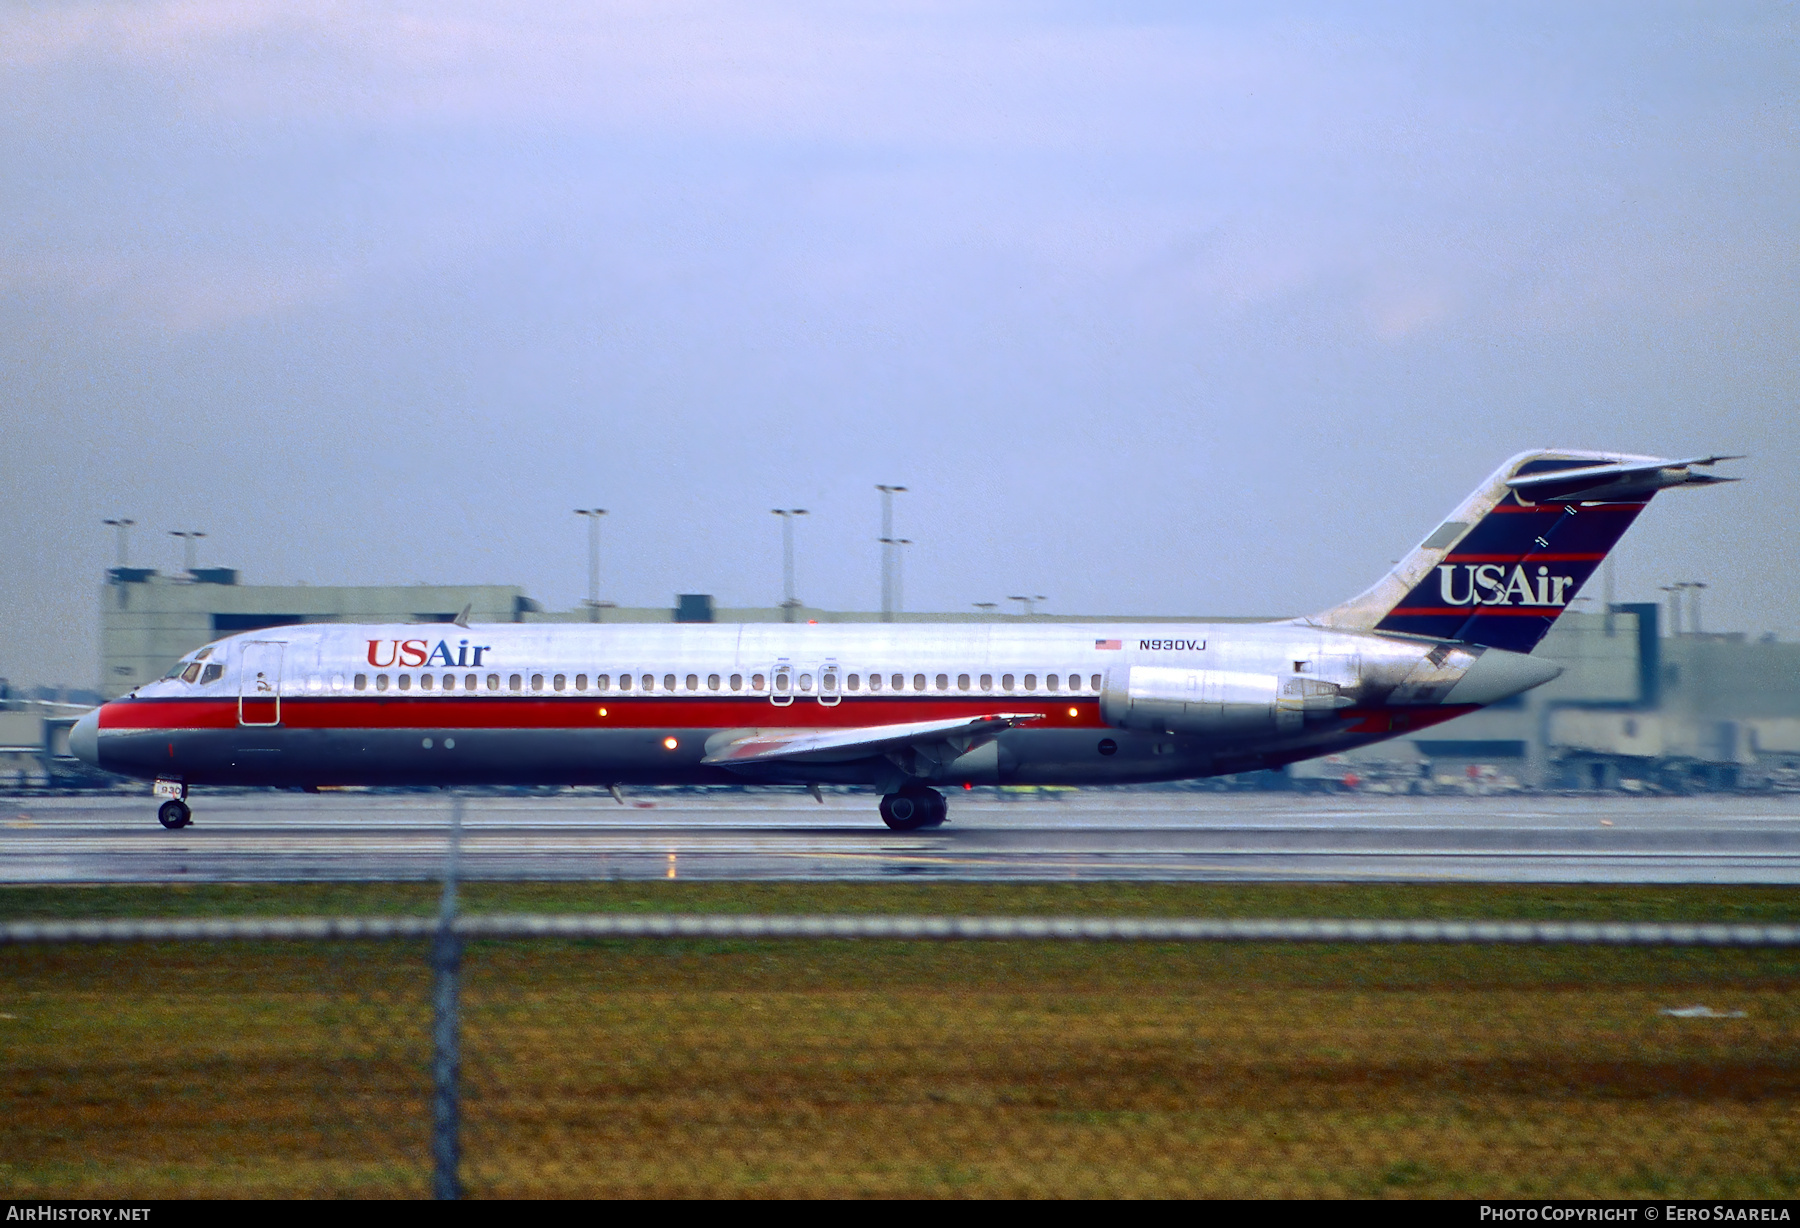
163,661,187,680
181,663,202,683
200,664,224,685
195,646,214,662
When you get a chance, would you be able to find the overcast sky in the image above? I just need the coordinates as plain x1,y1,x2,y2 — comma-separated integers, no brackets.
3,2,1795,685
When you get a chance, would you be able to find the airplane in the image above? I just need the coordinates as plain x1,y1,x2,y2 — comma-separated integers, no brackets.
70,449,1737,831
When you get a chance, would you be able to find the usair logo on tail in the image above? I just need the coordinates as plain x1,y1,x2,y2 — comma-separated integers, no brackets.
1437,564,1575,607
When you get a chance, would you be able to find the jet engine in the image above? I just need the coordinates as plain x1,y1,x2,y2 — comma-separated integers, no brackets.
1099,666,1351,737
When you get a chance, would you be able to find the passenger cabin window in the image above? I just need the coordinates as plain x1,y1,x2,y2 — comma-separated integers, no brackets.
354,674,368,691
1045,674,1057,692
686,674,699,691
509,674,523,692
530,674,544,691
575,674,587,691
663,674,676,691
376,674,390,692
398,674,412,691
822,673,836,692
643,675,655,691
958,674,970,690
419,674,433,692
751,674,765,690
798,674,813,692
935,674,948,691
596,675,609,690
730,674,742,691
913,674,926,692
980,674,992,690
708,674,720,691
1091,674,1102,691
1002,673,1015,691
846,674,859,691
868,674,882,692
487,674,500,691
553,674,565,691
892,674,904,691
1024,674,1037,691
617,675,631,691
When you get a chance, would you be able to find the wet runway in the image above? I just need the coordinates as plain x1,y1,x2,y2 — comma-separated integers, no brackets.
4,790,1799,883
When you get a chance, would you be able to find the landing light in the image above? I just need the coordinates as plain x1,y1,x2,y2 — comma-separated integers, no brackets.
597,707,608,717
1068,707,1078,717
663,736,678,750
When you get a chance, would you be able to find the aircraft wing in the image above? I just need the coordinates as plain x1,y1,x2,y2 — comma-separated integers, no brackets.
702,713,1045,765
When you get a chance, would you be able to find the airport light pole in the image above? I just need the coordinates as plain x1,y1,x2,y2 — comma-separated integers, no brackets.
1008,595,1047,617
168,530,205,576
1683,581,1708,635
1660,585,1683,637
876,485,907,622
773,509,808,622
573,509,607,622
102,518,135,569
880,538,912,616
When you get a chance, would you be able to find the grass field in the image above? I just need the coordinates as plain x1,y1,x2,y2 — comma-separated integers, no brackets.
2,883,1798,1198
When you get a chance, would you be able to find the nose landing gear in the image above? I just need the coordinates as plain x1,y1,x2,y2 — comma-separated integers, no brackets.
158,800,192,830
879,786,947,832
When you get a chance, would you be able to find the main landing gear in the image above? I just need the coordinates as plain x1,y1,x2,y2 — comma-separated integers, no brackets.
158,800,192,830
879,786,947,832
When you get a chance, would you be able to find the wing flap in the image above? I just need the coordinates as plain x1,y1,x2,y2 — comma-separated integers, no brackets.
702,713,1044,765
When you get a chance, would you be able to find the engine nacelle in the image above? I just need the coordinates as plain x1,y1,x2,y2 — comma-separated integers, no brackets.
1100,666,1350,737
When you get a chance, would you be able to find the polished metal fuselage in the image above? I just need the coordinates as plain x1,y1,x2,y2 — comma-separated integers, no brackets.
82,619,1494,791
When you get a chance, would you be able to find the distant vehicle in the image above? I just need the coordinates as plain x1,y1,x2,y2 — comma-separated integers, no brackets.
72,450,1736,831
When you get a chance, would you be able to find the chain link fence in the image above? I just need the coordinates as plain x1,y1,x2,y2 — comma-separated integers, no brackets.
3,803,1798,1198
5,916,1798,1197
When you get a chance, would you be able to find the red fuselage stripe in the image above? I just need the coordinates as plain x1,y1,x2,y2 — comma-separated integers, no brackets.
99,697,1108,732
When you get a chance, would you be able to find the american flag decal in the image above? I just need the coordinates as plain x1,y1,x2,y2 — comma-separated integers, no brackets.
1095,639,1122,650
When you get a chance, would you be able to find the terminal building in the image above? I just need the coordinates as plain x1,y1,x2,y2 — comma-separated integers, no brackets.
41,567,1799,793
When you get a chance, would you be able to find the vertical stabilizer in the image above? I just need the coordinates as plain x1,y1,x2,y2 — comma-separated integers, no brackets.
1308,449,1738,653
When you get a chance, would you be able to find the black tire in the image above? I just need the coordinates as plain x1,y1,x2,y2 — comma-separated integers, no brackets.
880,788,943,831
919,791,949,828
879,791,931,831
157,800,191,830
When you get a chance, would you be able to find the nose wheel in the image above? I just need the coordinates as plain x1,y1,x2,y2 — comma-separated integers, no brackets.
158,800,192,830
879,787,947,831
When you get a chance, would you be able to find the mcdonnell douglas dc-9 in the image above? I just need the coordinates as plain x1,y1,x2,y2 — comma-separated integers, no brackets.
72,450,1735,831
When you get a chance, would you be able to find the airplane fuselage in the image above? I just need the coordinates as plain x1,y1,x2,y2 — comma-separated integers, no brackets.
79,620,1528,792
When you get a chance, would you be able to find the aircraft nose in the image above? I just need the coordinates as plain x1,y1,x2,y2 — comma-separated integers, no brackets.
1441,649,1563,706
69,708,100,767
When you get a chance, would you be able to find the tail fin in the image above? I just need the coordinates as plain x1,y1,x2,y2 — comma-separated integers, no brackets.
1311,449,1739,653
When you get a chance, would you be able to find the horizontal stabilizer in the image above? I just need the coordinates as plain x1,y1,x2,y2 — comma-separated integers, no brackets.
1506,455,1743,504
702,713,1044,765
